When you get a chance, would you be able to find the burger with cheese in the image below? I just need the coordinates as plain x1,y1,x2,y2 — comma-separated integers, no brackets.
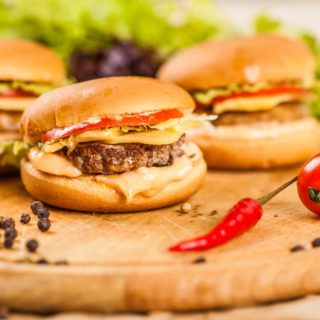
21,77,206,212
157,35,320,169
0,38,66,172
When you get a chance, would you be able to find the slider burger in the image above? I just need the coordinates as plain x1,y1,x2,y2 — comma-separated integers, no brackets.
0,38,66,172
21,77,206,212
157,35,320,168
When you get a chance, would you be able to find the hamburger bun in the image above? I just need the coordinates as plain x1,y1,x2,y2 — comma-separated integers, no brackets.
157,35,315,90
22,76,195,143
189,118,320,169
0,38,65,85
21,155,206,212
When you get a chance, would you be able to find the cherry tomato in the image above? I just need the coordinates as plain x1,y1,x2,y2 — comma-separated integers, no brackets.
0,88,36,98
297,154,320,215
42,108,183,143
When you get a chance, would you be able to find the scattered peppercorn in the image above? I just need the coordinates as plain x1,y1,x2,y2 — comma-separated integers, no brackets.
311,237,320,248
20,213,31,224
55,260,69,266
180,202,192,213
37,218,51,232
4,228,17,239
3,238,13,249
2,218,15,229
290,244,305,253
36,258,49,265
31,201,47,216
192,257,207,264
37,207,50,219
26,239,39,253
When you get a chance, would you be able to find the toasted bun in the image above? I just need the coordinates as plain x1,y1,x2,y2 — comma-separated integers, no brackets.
20,157,206,212
157,35,315,90
0,38,65,85
21,76,195,143
188,118,320,169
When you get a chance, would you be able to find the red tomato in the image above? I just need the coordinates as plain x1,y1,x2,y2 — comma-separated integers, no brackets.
42,108,184,143
0,88,36,98
297,154,320,215
196,86,310,109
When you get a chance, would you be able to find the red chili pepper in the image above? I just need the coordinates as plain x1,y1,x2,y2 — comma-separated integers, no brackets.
169,177,297,252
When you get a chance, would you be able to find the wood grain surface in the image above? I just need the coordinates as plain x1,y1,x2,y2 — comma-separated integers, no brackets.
8,295,320,320
1,168,320,313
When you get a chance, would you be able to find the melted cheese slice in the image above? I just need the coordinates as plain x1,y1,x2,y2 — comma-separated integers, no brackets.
28,148,82,177
43,129,184,153
0,97,36,111
28,143,201,201
214,94,300,114
74,128,183,145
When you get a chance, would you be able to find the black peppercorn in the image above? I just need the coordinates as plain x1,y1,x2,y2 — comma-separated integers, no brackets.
3,238,13,249
2,218,15,229
38,218,51,232
36,258,49,265
26,239,39,253
20,213,31,224
4,228,17,239
31,201,46,216
290,245,305,253
311,237,320,248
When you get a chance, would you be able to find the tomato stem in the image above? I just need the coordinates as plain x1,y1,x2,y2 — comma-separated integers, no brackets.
257,176,298,206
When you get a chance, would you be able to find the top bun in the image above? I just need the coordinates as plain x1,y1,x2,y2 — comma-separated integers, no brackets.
21,76,195,143
0,38,66,85
157,35,315,90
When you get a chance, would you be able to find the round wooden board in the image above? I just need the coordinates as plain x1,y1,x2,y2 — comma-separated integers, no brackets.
1,169,320,313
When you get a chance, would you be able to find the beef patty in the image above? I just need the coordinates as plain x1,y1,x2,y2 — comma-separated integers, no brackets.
63,134,185,175
213,102,309,126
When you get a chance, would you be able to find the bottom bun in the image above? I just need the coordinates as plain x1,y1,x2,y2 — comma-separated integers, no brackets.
188,118,320,169
20,157,207,213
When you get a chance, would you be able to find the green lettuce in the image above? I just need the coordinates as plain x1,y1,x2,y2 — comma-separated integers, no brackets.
0,81,55,95
0,0,234,59
0,140,28,167
193,81,309,105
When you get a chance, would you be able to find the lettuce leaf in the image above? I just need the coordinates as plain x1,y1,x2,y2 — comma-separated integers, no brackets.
0,81,55,95
0,0,234,59
0,140,28,167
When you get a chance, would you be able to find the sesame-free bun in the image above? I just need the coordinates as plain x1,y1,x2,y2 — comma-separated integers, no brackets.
22,76,195,143
20,156,206,212
188,118,320,169
157,35,315,90
0,38,65,85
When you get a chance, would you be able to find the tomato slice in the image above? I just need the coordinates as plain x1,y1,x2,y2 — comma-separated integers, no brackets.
196,86,310,109
42,108,184,143
212,86,310,105
0,88,37,98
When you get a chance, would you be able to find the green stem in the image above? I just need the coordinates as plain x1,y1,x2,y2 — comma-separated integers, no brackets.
257,176,298,206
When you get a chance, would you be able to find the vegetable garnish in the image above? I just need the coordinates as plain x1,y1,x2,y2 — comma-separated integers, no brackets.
194,85,310,108
297,153,320,215
169,177,297,252
0,88,37,98
42,109,184,143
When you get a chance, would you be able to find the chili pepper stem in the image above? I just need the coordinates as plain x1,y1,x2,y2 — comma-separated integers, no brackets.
257,176,298,206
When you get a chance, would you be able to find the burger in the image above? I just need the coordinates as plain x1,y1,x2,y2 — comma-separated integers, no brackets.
20,77,206,212
157,35,320,169
0,38,66,172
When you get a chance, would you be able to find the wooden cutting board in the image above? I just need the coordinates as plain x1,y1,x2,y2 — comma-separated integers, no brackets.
1,168,320,313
